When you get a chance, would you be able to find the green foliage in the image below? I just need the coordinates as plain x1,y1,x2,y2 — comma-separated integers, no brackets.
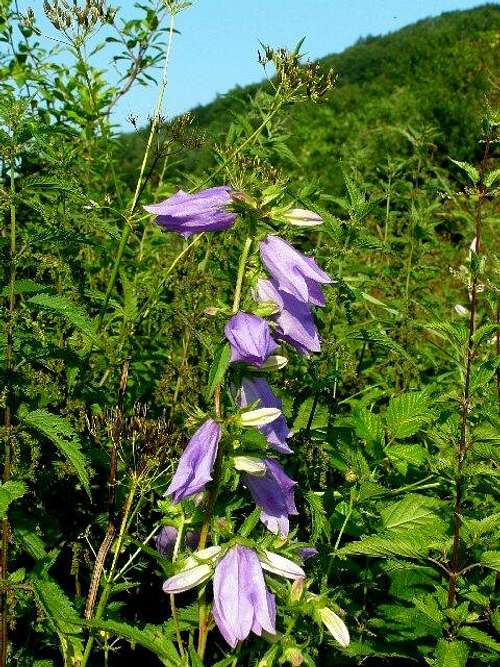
0,2,498,666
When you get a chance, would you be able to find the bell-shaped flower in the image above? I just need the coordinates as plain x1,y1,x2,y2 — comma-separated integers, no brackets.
298,547,318,562
212,545,276,648
260,235,332,305
162,546,222,594
244,458,298,536
225,312,278,366
239,377,292,454
255,279,321,355
318,607,350,647
165,419,221,503
233,455,267,477
144,186,237,238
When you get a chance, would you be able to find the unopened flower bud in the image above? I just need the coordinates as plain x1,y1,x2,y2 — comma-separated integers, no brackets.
284,646,305,666
290,576,305,602
204,306,220,316
454,304,468,316
233,455,267,476
284,207,323,227
318,607,350,647
239,407,281,427
247,355,288,372
344,469,358,483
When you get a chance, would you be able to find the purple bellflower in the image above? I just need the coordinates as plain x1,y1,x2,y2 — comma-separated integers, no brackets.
260,235,332,305
239,377,292,454
165,419,221,503
255,279,321,355
225,312,278,366
212,545,276,648
245,458,298,536
298,547,318,562
144,186,236,238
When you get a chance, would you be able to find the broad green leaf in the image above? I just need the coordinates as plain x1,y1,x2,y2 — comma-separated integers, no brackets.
450,158,479,184
33,578,84,666
28,294,99,345
386,391,433,439
82,619,180,666
484,167,500,187
0,481,27,518
339,531,433,559
479,550,500,572
21,410,91,497
293,396,329,432
458,626,500,652
380,495,443,532
435,639,469,667
352,408,383,445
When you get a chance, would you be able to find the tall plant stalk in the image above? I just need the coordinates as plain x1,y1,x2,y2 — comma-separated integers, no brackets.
447,137,491,607
0,151,17,667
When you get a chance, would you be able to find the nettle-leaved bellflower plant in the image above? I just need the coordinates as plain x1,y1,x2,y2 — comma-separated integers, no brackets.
145,187,349,660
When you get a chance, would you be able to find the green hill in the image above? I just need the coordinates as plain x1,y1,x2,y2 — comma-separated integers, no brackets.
122,3,500,191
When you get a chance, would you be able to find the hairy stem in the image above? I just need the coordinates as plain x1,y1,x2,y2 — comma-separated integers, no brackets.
1,155,17,667
447,137,490,606
81,479,138,666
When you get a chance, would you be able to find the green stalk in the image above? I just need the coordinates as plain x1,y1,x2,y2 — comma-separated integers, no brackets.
1,156,17,667
80,479,138,667
232,237,253,313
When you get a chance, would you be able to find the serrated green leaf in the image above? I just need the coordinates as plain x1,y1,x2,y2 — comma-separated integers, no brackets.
479,550,500,572
484,168,500,187
458,626,500,652
435,639,469,667
339,531,433,559
304,490,330,541
380,495,443,532
206,342,231,399
450,158,479,184
352,408,383,445
0,279,51,296
81,619,180,666
293,397,329,432
0,481,27,518
21,410,91,497
33,578,84,665
28,294,99,345
386,391,433,439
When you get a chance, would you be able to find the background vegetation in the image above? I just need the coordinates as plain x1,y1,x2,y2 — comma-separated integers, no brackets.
0,1,498,665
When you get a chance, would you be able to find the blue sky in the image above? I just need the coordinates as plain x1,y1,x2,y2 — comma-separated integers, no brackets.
21,1,496,128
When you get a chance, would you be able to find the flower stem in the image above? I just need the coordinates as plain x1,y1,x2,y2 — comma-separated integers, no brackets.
170,520,185,657
80,479,138,666
232,237,253,314
0,150,17,667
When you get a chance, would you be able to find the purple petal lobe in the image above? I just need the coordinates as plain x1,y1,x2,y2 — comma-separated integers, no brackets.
144,187,237,238
225,312,278,367
240,377,292,454
166,419,221,503
213,545,276,647
245,458,298,536
260,235,331,305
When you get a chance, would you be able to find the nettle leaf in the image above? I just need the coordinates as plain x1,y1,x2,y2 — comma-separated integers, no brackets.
304,490,330,541
380,495,443,533
293,396,329,432
0,279,52,296
339,531,432,559
21,410,91,497
479,550,500,572
206,342,231,399
386,391,433,439
450,158,480,184
28,294,99,346
351,408,383,445
0,481,27,518
33,578,84,665
484,167,500,188
82,619,180,666
21,174,84,198
458,626,500,652
435,639,469,667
